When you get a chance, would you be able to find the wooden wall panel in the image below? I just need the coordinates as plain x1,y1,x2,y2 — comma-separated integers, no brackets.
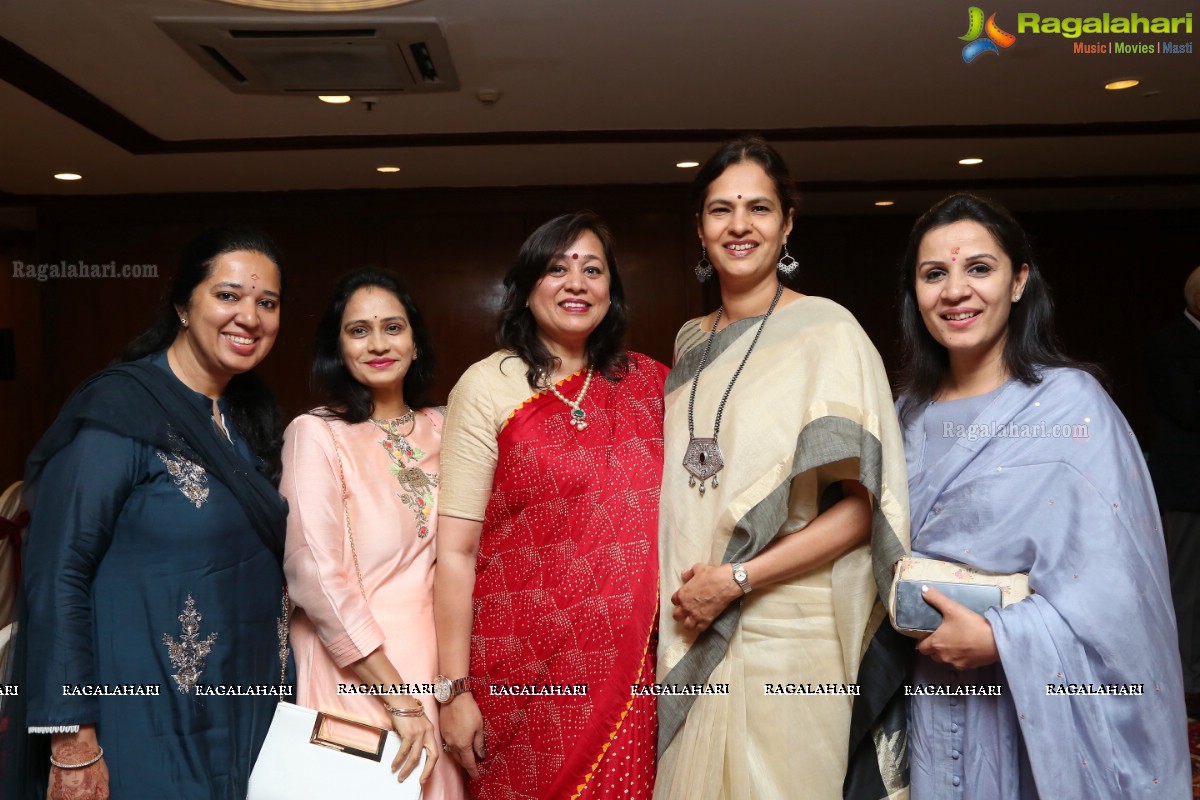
3,187,1196,488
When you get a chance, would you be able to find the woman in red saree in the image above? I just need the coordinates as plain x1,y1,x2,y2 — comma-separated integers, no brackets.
434,211,666,799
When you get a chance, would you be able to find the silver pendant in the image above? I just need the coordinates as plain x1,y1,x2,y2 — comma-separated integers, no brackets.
683,437,724,495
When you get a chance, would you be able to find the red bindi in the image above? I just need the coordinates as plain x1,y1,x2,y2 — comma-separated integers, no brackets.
737,194,742,199
572,253,579,260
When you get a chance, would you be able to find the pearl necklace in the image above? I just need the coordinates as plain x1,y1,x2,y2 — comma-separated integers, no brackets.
543,367,594,431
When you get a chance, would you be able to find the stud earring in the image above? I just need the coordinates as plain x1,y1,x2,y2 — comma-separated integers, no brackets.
694,247,714,283
179,316,188,327
776,244,799,277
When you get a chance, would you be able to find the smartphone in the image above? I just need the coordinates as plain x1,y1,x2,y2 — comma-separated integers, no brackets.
894,579,1003,633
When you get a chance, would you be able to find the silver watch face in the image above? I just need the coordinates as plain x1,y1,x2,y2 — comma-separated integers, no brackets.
434,677,452,704
733,567,748,583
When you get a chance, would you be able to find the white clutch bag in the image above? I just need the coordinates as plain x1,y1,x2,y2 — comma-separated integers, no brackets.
247,702,425,799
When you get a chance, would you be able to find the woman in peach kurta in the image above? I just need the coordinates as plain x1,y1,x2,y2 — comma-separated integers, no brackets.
280,268,465,798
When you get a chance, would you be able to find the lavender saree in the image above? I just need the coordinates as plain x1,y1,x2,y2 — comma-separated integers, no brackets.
901,368,1189,799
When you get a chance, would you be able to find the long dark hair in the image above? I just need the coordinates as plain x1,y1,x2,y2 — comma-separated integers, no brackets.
897,193,1101,422
692,134,800,219
311,268,436,423
496,211,630,389
122,224,286,483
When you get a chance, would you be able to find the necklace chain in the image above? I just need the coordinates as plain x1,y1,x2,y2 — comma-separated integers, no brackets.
684,283,784,494
370,407,416,443
543,367,594,431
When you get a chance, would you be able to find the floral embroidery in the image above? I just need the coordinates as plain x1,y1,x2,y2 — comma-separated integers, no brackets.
162,594,218,693
372,419,438,538
157,433,209,508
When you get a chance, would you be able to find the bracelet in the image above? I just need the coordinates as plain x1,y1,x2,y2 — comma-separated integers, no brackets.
383,700,426,718
50,746,104,770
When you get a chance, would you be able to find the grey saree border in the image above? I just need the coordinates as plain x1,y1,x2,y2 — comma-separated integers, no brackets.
657,415,907,754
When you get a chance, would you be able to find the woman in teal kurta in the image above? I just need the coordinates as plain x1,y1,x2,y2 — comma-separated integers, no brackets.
13,226,289,799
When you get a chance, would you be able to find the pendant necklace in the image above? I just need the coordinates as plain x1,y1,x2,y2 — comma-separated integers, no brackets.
371,406,416,433
684,282,784,495
370,407,439,539
543,367,594,431
370,406,417,452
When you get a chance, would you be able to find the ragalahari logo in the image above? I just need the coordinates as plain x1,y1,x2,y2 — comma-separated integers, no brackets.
961,7,1017,62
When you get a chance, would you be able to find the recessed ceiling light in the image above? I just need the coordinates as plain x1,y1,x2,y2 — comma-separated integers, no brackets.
376,166,401,173
675,161,700,169
874,200,895,207
1104,79,1140,91
958,157,984,166
54,173,82,181
214,0,419,10
318,95,352,104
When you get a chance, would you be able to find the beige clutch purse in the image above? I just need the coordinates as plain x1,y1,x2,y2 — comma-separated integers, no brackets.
888,557,1032,638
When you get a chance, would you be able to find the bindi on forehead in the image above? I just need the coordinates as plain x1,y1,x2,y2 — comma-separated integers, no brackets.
951,246,960,262
572,253,579,259
737,194,742,199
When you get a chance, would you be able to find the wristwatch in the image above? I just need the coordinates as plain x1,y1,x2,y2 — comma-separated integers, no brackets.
730,562,752,594
434,675,473,704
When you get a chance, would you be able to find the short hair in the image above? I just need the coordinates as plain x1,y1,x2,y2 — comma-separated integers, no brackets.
897,193,1101,421
496,211,629,389
311,268,436,423
691,135,800,220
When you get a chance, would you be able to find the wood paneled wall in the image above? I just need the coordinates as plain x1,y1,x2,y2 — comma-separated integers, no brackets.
2,185,1196,488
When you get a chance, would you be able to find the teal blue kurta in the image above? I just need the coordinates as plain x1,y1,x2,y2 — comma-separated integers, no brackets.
22,353,287,798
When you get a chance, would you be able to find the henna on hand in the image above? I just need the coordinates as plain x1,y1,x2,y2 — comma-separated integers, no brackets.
48,741,109,800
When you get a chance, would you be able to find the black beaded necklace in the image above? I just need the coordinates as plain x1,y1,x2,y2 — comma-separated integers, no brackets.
683,282,784,495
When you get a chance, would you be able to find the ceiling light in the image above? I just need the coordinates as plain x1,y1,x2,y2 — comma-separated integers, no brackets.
318,95,352,104
54,173,83,181
213,0,420,11
958,157,984,165
376,166,401,173
874,201,894,207
1104,79,1140,91
675,161,700,169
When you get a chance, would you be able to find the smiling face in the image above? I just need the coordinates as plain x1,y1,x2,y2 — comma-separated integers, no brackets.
339,286,415,405
915,220,1029,368
526,229,611,355
176,249,281,383
698,160,794,290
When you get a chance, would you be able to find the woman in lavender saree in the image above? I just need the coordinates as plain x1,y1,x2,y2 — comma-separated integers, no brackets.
896,193,1188,798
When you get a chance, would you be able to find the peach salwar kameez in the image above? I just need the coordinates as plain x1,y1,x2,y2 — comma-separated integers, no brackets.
281,409,466,799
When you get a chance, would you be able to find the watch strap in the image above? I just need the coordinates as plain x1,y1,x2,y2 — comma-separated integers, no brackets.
731,561,752,594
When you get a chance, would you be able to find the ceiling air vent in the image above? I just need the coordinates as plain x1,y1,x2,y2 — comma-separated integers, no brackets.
156,17,458,95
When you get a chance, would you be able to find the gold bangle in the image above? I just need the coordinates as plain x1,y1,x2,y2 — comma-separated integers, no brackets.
383,700,425,718
50,746,104,769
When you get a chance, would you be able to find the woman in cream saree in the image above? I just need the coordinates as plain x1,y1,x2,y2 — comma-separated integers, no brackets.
655,137,910,800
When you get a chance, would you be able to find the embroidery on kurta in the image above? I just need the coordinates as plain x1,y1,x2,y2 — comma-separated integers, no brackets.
157,433,209,508
371,419,438,538
162,594,218,693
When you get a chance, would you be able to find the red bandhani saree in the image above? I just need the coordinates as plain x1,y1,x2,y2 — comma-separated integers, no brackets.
470,352,666,800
